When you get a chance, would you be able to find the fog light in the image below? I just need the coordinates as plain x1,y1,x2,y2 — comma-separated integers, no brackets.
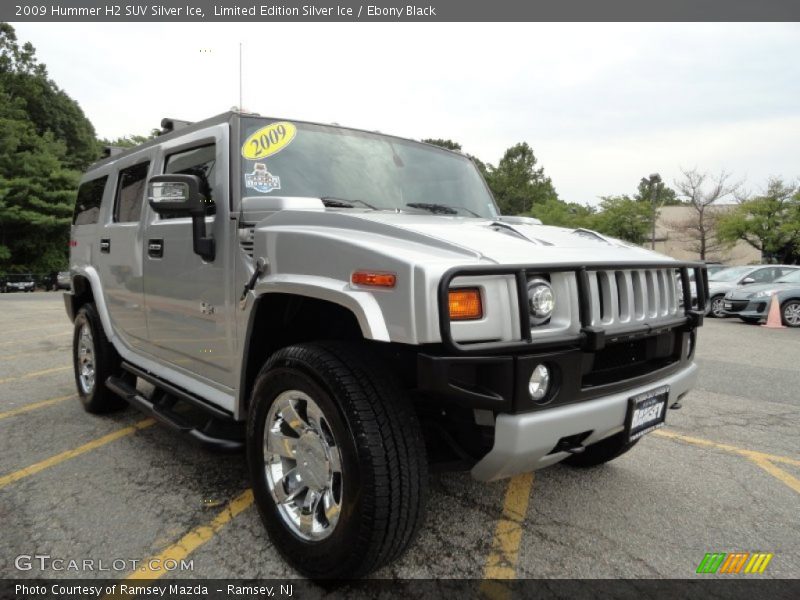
528,364,551,402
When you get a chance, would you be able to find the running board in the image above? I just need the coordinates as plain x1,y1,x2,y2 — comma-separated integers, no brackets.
105,376,243,452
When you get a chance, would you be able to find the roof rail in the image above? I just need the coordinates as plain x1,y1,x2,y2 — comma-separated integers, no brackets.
101,146,125,158
159,118,193,135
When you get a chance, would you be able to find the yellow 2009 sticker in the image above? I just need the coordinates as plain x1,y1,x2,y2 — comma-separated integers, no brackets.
241,121,297,160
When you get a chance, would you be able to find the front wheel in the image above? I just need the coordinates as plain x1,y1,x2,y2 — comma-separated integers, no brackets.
563,432,639,468
709,295,726,318
72,303,126,413
247,342,428,579
782,300,800,327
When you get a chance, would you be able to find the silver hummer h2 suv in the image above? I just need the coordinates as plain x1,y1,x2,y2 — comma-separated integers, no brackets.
65,112,708,578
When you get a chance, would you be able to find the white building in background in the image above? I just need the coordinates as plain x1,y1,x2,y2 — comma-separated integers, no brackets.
653,205,761,265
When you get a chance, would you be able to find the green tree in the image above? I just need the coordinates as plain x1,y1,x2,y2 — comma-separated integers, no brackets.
635,175,681,206
421,138,461,151
0,24,90,273
530,197,595,229
99,130,160,150
0,86,77,272
487,143,558,215
1,23,98,170
591,195,652,245
717,178,800,264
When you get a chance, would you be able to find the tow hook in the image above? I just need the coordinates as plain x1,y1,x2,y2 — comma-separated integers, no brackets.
553,439,585,455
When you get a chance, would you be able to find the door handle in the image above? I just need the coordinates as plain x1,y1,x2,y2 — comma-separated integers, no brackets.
100,239,110,253
148,239,164,258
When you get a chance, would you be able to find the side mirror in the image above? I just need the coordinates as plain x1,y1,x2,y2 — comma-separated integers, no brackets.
147,174,215,261
740,277,755,285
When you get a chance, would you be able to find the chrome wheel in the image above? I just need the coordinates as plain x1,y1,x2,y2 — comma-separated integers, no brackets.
77,323,96,394
711,296,725,318
263,390,343,541
783,302,800,327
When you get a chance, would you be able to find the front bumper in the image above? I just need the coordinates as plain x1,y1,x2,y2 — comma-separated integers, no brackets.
471,361,698,481
722,298,768,319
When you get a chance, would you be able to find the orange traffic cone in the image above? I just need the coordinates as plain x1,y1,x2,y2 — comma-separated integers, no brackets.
762,293,785,329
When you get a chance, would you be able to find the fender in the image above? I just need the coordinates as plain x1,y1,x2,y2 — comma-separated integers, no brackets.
70,265,117,343
251,275,391,342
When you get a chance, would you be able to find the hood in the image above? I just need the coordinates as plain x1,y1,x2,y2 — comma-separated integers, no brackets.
261,210,674,266
727,281,798,299
708,280,738,294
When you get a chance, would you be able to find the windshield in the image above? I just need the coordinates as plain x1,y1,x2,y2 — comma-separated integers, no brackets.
709,266,754,282
776,269,800,284
239,118,498,218
8,274,33,282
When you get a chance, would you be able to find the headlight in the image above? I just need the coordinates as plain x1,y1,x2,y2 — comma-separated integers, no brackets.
754,289,776,298
527,277,554,325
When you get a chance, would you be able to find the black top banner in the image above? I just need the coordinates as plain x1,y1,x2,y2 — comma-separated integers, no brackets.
3,0,800,22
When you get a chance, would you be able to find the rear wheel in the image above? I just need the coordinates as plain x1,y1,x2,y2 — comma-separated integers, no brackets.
782,300,800,327
72,303,126,413
709,295,726,318
247,342,427,579
563,432,639,468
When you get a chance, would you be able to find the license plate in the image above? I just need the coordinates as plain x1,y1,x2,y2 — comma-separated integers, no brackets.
625,385,669,442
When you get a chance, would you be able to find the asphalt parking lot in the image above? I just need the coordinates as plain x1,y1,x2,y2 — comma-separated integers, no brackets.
1,293,798,581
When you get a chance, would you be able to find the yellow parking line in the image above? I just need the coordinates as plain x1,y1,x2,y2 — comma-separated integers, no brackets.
3,324,68,335
0,418,155,489
0,365,71,385
1,346,69,361
751,457,800,496
124,489,254,581
0,394,74,421
653,429,800,467
0,332,71,347
483,473,534,580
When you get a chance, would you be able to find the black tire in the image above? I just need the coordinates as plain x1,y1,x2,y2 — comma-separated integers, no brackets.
708,295,726,318
247,342,428,579
563,432,639,468
72,303,126,413
781,300,800,328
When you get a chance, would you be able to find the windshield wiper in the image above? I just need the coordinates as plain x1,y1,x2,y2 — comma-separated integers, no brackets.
405,202,480,217
320,196,377,210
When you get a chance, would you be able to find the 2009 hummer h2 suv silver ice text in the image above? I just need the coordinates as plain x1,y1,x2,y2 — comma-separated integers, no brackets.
64,112,708,578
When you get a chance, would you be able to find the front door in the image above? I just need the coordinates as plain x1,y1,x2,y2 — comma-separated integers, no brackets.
142,124,236,387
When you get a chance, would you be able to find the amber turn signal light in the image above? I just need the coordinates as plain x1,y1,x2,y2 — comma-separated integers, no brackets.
351,271,397,288
448,288,483,320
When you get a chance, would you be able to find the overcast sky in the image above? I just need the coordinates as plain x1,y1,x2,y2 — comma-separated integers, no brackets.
12,22,800,204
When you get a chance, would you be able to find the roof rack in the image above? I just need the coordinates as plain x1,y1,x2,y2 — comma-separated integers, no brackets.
101,146,125,158
159,118,193,135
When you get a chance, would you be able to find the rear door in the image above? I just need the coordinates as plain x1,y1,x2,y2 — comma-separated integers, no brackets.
141,124,236,387
93,152,154,348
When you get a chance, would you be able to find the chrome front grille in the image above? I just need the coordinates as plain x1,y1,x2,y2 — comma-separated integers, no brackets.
586,269,680,328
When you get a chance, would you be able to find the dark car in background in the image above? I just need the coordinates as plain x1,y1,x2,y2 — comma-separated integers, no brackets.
0,273,36,293
723,268,800,327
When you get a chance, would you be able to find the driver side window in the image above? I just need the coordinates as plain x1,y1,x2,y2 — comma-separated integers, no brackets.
747,268,773,283
162,144,217,218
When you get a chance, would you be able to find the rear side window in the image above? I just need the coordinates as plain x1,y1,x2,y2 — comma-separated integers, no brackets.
72,176,108,225
164,144,216,217
113,162,150,223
